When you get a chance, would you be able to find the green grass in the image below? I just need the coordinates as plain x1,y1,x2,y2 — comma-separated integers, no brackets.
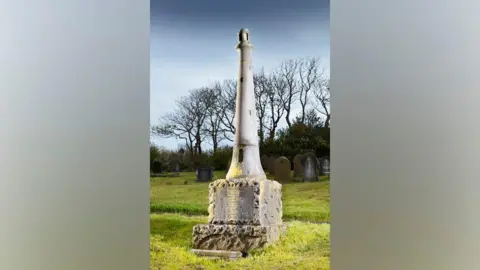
150,213,330,270
150,171,330,222
150,171,331,269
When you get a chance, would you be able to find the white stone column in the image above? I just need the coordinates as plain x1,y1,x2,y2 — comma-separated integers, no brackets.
226,29,266,181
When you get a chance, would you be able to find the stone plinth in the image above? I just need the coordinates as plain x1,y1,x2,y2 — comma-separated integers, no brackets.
190,249,243,260
191,177,285,253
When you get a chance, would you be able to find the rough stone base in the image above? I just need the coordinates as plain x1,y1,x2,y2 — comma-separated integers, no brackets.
192,224,287,253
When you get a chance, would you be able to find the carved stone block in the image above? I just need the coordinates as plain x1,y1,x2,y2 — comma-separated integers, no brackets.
207,177,282,226
194,177,285,253
191,224,287,252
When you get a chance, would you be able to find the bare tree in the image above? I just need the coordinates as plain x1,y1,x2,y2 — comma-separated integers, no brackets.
313,77,330,128
151,106,195,154
265,72,286,142
152,87,214,155
275,59,300,128
253,68,270,145
202,85,225,152
183,87,215,154
152,55,329,156
298,57,322,124
215,79,237,142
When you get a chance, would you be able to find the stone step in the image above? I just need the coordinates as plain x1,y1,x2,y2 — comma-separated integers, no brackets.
191,249,243,260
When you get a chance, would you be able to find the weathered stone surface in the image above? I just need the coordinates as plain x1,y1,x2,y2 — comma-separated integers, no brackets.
267,156,276,175
292,154,304,178
274,156,291,182
302,152,318,182
197,167,214,182
192,224,286,252
319,156,330,176
193,176,285,253
191,29,285,258
173,162,180,176
207,177,283,226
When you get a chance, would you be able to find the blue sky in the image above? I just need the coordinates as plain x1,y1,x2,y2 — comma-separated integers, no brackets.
150,0,330,150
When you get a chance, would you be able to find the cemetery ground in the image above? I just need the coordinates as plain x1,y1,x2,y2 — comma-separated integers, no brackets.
150,171,331,270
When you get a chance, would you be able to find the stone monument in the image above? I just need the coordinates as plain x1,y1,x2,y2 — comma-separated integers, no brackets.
319,156,330,176
173,161,180,176
267,156,276,175
196,167,214,182
274,156,292,182
191,29,285,259
292,154,304,178
302,152,318,182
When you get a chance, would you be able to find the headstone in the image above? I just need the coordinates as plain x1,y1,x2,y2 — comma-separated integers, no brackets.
319,156,330,176
302,152,318,182
151,160,163,174
173,162,180,176
274,156,292,182
196,167,214,182
292,154,304,178
191,29,285,258
267,156,276,175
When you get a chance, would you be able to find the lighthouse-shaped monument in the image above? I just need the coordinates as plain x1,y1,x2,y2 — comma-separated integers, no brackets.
191,29,285,259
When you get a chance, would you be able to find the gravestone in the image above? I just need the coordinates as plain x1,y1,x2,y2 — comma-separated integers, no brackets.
196,167,214,182
191,29,285,259
292,154,304,178
267,156,276,175
319,156,330,176
173,162,180,176
302,152,318,182
274,156,292,182
151,160,163,174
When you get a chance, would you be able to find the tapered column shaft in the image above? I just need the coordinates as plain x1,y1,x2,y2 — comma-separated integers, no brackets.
226,29,266,181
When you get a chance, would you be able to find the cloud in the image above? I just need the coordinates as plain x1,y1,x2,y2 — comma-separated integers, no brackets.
150,10,330,149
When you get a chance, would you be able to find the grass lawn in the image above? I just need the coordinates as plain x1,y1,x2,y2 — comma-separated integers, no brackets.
150,171,331,269
150,171,330,222
150,213,330,270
